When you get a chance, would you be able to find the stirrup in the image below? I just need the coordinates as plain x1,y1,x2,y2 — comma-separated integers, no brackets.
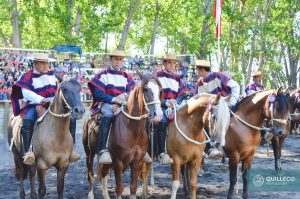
23,151,35,165
264,132,273,142
159,153,173,165
208,148,223,160
69,150,81,163
143,152,152,163
98,150,112,164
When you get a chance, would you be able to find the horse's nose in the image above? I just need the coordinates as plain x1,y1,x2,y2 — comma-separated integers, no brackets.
74,106,85,114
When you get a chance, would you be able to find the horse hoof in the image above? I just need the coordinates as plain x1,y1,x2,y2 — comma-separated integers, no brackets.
88,191,94,199
102,192,110,199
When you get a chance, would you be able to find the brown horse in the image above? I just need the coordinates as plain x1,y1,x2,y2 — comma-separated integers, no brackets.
224,88,290,199
83,72,163,199
271,88,300,170
167,93,230,199
8,76,85,199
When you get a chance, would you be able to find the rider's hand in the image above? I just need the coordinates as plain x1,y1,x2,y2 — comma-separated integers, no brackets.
166,99,177,108
41,97,54,103
112,96,126,105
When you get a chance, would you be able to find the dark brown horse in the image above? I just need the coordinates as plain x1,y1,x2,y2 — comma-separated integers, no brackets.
224,88,290,199
83,72,163,199
8,76,84,199
271,88,300,170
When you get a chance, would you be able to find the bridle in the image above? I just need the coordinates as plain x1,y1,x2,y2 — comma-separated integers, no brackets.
48,83,72,118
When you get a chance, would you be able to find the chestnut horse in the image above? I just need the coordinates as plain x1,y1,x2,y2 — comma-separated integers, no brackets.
8,76,84,199
82,72,163,199
224,88,290,199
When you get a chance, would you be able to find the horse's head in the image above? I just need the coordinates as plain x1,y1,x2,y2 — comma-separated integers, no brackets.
264,87,290,137
60,74,85,119
288,88,300,121
136,70,163,123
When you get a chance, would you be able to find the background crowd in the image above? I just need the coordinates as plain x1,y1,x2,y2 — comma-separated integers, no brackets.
0,50,197,101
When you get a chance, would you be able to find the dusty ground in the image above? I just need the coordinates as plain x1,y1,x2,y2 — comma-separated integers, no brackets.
0,116,300,199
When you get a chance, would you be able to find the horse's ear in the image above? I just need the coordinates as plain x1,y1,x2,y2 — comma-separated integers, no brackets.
212,93,221,105
55,74,63,83
275,86,282,95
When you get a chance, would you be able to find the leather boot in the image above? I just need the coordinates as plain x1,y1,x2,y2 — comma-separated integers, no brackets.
69,117,80,162
97,117,113,164
21,119,35,165
157,122,173,165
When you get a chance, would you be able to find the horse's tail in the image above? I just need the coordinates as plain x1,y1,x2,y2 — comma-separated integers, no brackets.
212,97,230,146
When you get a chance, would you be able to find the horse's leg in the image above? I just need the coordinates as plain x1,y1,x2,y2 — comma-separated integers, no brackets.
227,158,238,199
19,171,25,199
190,159,202,199
113,161,124,198
57,166,68,199
170,159,181,199
181,164,189,197
241,157,253,199
129,161,143,199
100,165,110,199
87,152,96,199
37,168,47,199
271,137,281,170
141,163,151,199
29,165,37,199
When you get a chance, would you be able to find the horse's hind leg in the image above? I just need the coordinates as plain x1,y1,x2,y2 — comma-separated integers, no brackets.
113,161,124,198
129,161,143,199
227,158,238,199
29,165,37,199
37,168,47,199
241,157,253,199
57,166,68,199
181,164,190,197
87,152,96,198
19,176,25,199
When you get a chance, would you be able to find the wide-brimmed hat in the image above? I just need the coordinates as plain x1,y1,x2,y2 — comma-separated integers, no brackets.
193,60,211,68
108,50,128,57
251,71,263,77
159,54,177,61
28,53,56,62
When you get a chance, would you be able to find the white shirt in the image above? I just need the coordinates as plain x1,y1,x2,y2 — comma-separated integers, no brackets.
227,79,240,106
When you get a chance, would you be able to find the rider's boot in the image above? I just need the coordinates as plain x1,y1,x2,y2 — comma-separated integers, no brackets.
69,117,80,162
21,119,35,165
97,117,113,164
157,122,173,165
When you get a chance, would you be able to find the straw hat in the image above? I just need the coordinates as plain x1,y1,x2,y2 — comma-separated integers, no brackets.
159,54,177,61
251,71,263,77
28,53,56,62
194,60,211,68
108,50,128,57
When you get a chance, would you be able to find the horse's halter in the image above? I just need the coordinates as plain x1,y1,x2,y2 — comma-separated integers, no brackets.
264,94,289,126
121,80,161,120
48,83,72,118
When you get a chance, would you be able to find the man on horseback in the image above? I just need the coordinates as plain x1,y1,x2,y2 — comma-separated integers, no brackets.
245,70,273,142
245,71,264,96
195,60,240,159
156,55,186,165
10,53,80,165
88,50,152,164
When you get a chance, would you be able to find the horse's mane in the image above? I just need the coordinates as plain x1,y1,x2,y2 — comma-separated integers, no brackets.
290,88,300,96
235,90,274,111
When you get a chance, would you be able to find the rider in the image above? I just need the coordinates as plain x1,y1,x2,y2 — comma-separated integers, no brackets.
88,50,152,164
195,60,240,160
245,71,273,142
11,53,80,165
156,54,186,165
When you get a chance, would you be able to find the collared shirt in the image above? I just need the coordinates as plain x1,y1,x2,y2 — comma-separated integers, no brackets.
245,81,264,96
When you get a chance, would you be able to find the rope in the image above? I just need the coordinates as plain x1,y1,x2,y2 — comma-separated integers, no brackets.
48,87,72,118
173,103,211,146
229,109,271,131
121,105,149,120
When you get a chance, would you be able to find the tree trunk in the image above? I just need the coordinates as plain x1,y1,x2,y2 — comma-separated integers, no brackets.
67,0,75,36
118,0,141,51
105,32,108,53
74,6,81,35
11,0,21,48
149,0,159,55
199,0,213,59
288,46,299,89
246,5,261,83
181,33,187,54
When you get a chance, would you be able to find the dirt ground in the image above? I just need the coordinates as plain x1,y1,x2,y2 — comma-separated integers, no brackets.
0,117,300,199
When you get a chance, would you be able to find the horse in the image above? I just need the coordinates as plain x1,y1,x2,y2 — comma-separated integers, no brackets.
271,88,300,170
8,76,85,199
223,88,290,199
82,71,163,199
